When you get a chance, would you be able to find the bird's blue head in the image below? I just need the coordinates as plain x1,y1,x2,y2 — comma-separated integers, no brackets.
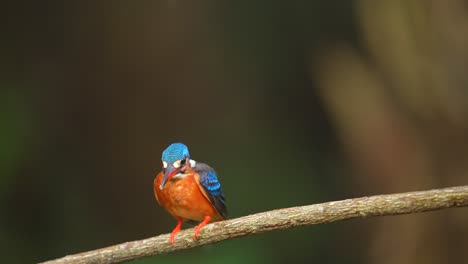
160,143,190,190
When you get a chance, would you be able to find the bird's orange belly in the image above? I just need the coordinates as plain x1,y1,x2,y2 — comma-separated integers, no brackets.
154,173,221,221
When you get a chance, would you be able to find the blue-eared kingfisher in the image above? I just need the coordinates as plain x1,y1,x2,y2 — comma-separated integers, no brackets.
154,143,227,245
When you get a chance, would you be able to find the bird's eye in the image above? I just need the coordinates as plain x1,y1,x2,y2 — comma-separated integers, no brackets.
180,158,186,166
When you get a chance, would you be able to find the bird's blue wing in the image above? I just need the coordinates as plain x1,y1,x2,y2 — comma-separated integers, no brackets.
195,163,227,219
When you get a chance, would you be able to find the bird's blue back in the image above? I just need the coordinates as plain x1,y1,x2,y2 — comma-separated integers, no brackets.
194,163,227,219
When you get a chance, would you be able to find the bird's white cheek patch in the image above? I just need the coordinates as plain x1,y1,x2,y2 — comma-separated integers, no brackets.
162,161,168,168
173,160,181,168
189,159,196,167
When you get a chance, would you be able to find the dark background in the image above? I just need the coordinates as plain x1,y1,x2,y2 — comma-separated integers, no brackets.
2,1,468,263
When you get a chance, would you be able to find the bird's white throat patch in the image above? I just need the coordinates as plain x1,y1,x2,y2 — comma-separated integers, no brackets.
172,173,188,180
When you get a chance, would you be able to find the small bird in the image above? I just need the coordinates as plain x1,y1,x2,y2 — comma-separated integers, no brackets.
154,143,227,245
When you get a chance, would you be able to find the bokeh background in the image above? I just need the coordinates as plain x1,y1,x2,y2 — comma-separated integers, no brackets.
2,1,468,263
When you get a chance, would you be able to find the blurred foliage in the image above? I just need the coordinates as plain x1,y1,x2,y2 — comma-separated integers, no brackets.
1,1,467,264
0,88,32,195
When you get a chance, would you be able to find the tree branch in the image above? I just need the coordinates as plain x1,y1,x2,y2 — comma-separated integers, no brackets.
41,185,468,264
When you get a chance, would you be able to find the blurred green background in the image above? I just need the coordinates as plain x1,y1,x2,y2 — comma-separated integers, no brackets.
2,1,468,263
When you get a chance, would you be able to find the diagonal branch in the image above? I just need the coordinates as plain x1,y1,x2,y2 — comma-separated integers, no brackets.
41,185,468,264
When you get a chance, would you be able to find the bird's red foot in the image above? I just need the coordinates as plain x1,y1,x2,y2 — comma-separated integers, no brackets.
193,216,211,240
170,219,183,245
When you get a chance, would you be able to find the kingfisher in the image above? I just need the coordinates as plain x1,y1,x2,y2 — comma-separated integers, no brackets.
154,143,227,245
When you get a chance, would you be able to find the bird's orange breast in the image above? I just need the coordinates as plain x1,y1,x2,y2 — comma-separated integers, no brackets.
154,171,222,222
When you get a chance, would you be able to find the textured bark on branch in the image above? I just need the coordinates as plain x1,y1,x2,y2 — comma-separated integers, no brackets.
41,185,468,264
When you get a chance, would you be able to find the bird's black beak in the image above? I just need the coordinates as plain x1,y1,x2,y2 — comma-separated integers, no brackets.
159,164,179,190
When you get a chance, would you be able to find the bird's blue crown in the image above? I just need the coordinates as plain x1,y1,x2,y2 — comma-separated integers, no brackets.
162,143,190,162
